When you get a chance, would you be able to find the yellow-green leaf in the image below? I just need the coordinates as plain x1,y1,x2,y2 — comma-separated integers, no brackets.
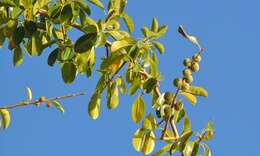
152,41,164,54
107,82,119,109
142,114,156,131
88,93,101,120
152,144,172,156
185,86,208,97
180,92,197,105
88,0,104,9
61,62,77,84
111,40,130,52
132,128,155,155
0,109,11,129
151,17,159,32
183,141,199,156
123,14,134,33
26,87,32,101
132,96,145,123
183,117,191,134
52,100,65,113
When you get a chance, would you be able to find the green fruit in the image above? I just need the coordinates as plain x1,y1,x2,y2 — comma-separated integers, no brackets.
192,53,202,62
181,81,190,90
183,58,192,67
173,78,183,88
164,92,174,103
184,75,193,84
183,68,192,77
174,101,183,111
164,106,172,118
191,62,200,72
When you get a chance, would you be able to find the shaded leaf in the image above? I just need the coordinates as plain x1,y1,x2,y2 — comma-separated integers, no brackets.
132,96,145,123
143,78,157,93
13,26,25,45
13,47,23,67
47,48,59,66
88,92,101,120
60,4,73,23
74,32,97,53
61,62,77,84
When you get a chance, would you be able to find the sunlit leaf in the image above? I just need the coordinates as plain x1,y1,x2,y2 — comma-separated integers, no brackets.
142,114,156,131
183,141,199,156
183,117,191,134
52,100,65,113
132,128,155,155
0,109,11,129
151,17,159,32
184,86,208,97
111,40,131,52
132,96,145,123
123,14,134,33
26,87,32,101
88,0,104,9
152,41,164,54
128,78,141,96
180,92,197,105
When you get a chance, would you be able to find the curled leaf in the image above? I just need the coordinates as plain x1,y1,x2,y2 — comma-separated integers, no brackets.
52,100,65,113
26,87,32,101
180,92,197,105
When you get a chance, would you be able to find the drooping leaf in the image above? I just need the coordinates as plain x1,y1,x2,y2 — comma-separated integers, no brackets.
0,109,11,129
74,32,97,53
152,144,172,156
128,78,141,96
47,48,59,66
180,92,197,105
61,62,77,84
60,4,73,23
107,81,119,109
123,14,134,33
132,128,155,155
13,26,25,45
184,86,208,97
183,141,199,156
132,96,145,123
26,87,32,101
13,47,23,67
52,100,65,113
111,40,131,52
88,92,101,120
183,117,191,134
152,41,165,54
143,78,157,93
88,0,104,9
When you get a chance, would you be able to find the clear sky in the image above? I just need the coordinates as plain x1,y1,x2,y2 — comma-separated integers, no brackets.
0,0,259,156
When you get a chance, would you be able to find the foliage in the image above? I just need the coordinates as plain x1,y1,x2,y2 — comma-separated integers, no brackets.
0,0,213,155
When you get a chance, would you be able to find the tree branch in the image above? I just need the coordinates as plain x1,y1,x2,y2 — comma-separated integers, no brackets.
0,92,86,110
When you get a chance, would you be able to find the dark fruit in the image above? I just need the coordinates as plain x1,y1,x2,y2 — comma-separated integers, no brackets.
164,92,174,103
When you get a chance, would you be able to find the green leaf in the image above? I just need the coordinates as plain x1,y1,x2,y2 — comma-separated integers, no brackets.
115,76,126,95
142,114,156,131
173,109,185,123
132,128,155,155
107,81,119,109
183,117,191,134
0,109,11,129
178,131,193,151
180,92,197,105
183,141,199,156
151,17,159,32
26,87,32,101
157,25,168,37
111,40,131,52
52,100,65,113
88,92,101,120
75,0,91,15
47,48,59,67
30,32,42,56
152,41,165,54
132,96,145,123
0,0,16,7
58,47,75,61
143,78,157,93
202,121,214,140
61,62,77,84
88,0,104,9
123,14,134,33
184,86,208,97
13,47,23,67
128,78,141,96
152,144,172,156
60,4,73,23
202,144,211,156
74,32,97,53
13,26,25,45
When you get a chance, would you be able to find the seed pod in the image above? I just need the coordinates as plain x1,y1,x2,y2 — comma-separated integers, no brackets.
184,75,193,84
164,92,174,104
181,81,190,90
192,53,202,62
173,78,183,88
174,101,183,111
183,68,192,77
183,58,192,67
190,62,200,72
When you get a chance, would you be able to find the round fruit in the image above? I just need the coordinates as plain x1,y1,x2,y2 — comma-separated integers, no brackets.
183,58,192,67
191,62,200,72
174,101,183,111
184,75,193,84
164,92,174,103
181,81,190,90
173,78,183,88
183,68,192,77
163,106,172,117
192,53,202,62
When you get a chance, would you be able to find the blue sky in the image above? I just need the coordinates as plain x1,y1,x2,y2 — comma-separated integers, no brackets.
1,0,260,155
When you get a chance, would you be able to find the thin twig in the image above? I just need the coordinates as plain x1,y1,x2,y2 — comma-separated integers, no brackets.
0,92,86,110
